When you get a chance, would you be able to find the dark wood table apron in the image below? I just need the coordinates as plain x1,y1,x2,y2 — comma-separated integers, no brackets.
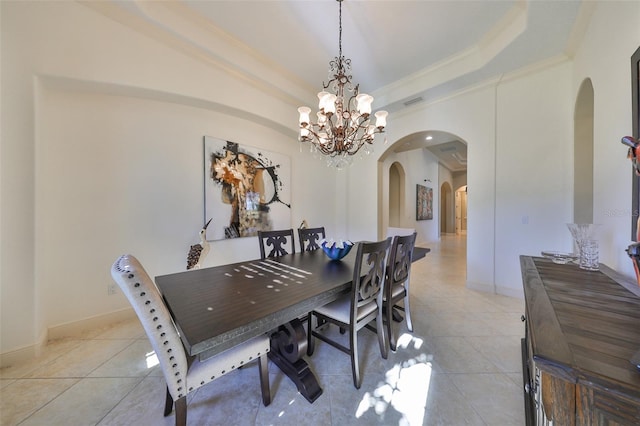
156,246,430,403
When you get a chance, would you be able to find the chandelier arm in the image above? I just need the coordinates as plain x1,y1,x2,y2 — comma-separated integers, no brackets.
302,119,383,157
322,115,338,140
303,125,336,156
346,91,359,112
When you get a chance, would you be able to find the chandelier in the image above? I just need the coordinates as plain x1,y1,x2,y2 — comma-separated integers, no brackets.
297,0,388,169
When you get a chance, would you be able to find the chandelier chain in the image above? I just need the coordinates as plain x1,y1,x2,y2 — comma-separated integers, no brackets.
338,0,342,59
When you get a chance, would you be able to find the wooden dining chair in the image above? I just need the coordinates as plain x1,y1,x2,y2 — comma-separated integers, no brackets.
110,254,271,426
258,229,295,259
306,237,392,389
298,226,326,252
384,232,417,351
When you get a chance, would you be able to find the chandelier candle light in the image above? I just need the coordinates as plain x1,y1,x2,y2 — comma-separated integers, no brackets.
298,0,388,169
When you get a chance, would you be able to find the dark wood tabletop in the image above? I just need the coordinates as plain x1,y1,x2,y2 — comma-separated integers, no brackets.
412,246,430,262
156,245,431,361
156,248,358,359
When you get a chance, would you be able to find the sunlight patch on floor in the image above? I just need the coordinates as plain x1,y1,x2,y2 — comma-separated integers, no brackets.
356,334,432,425
397,333,423,350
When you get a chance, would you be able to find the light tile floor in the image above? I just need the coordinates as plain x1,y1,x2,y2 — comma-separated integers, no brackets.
1,235,526,425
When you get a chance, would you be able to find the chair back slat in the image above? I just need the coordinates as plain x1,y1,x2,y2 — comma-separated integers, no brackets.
110,255,189,400
298,227,326,252
351,238,392,315
258,229,295,258
387,232,417,290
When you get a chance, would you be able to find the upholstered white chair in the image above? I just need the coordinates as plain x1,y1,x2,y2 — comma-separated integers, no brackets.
384,232,417,351
306,238,392,389
111,254,271,426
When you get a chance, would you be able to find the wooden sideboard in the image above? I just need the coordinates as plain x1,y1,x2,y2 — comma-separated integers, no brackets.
520,256,640,425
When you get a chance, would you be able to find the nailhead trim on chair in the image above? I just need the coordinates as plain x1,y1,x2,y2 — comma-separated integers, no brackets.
111,254,272,417
112,256,191,401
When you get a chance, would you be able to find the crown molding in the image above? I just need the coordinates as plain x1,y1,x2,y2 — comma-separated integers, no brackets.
372,1,528,108
79,1,313,108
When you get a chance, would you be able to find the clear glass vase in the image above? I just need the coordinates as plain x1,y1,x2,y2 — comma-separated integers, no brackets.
566,223,600,271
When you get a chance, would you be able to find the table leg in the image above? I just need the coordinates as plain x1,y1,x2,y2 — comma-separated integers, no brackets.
269,319,323,403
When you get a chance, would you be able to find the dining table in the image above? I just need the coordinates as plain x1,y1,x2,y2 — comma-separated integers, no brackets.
155,244,430,403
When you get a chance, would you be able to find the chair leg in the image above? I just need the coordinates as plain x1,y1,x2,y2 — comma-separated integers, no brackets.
350,327,361,389
164,386,173,416
174,396,187,426
404,294,414,332
306,312,316,356
387,301,397,352
377,314,388,360
259,353,271,406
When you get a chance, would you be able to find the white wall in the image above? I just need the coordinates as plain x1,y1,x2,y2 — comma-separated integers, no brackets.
1,1,337,359
572,1,640,276
36,86,332,327
494,62,574,297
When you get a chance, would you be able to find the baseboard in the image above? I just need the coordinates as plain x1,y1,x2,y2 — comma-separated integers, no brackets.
466,280,525,299
0,329,47,368
495,285,524,299
0,308,136,368
48,307,136,340
466,280,495,293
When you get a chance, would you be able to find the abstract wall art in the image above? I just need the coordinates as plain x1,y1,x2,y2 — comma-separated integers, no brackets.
204,136,291,241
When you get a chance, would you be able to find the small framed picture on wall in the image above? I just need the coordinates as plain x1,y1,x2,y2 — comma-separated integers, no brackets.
416,184,433,220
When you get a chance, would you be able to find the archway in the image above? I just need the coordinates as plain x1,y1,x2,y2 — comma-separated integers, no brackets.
440,181,453,234
388,162,405,227
574,78,594,223
377,130,468,243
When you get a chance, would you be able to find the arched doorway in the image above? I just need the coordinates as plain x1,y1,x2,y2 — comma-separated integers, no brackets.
388,162,405,227
440,181,453,234
574,78,594,223
455,185,468,235
377,130,467,242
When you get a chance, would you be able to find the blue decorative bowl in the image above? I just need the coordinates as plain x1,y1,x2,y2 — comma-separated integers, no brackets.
321,240,354,261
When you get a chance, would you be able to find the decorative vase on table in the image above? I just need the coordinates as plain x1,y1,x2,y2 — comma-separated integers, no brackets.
566,223,600,271
321,239,353,261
